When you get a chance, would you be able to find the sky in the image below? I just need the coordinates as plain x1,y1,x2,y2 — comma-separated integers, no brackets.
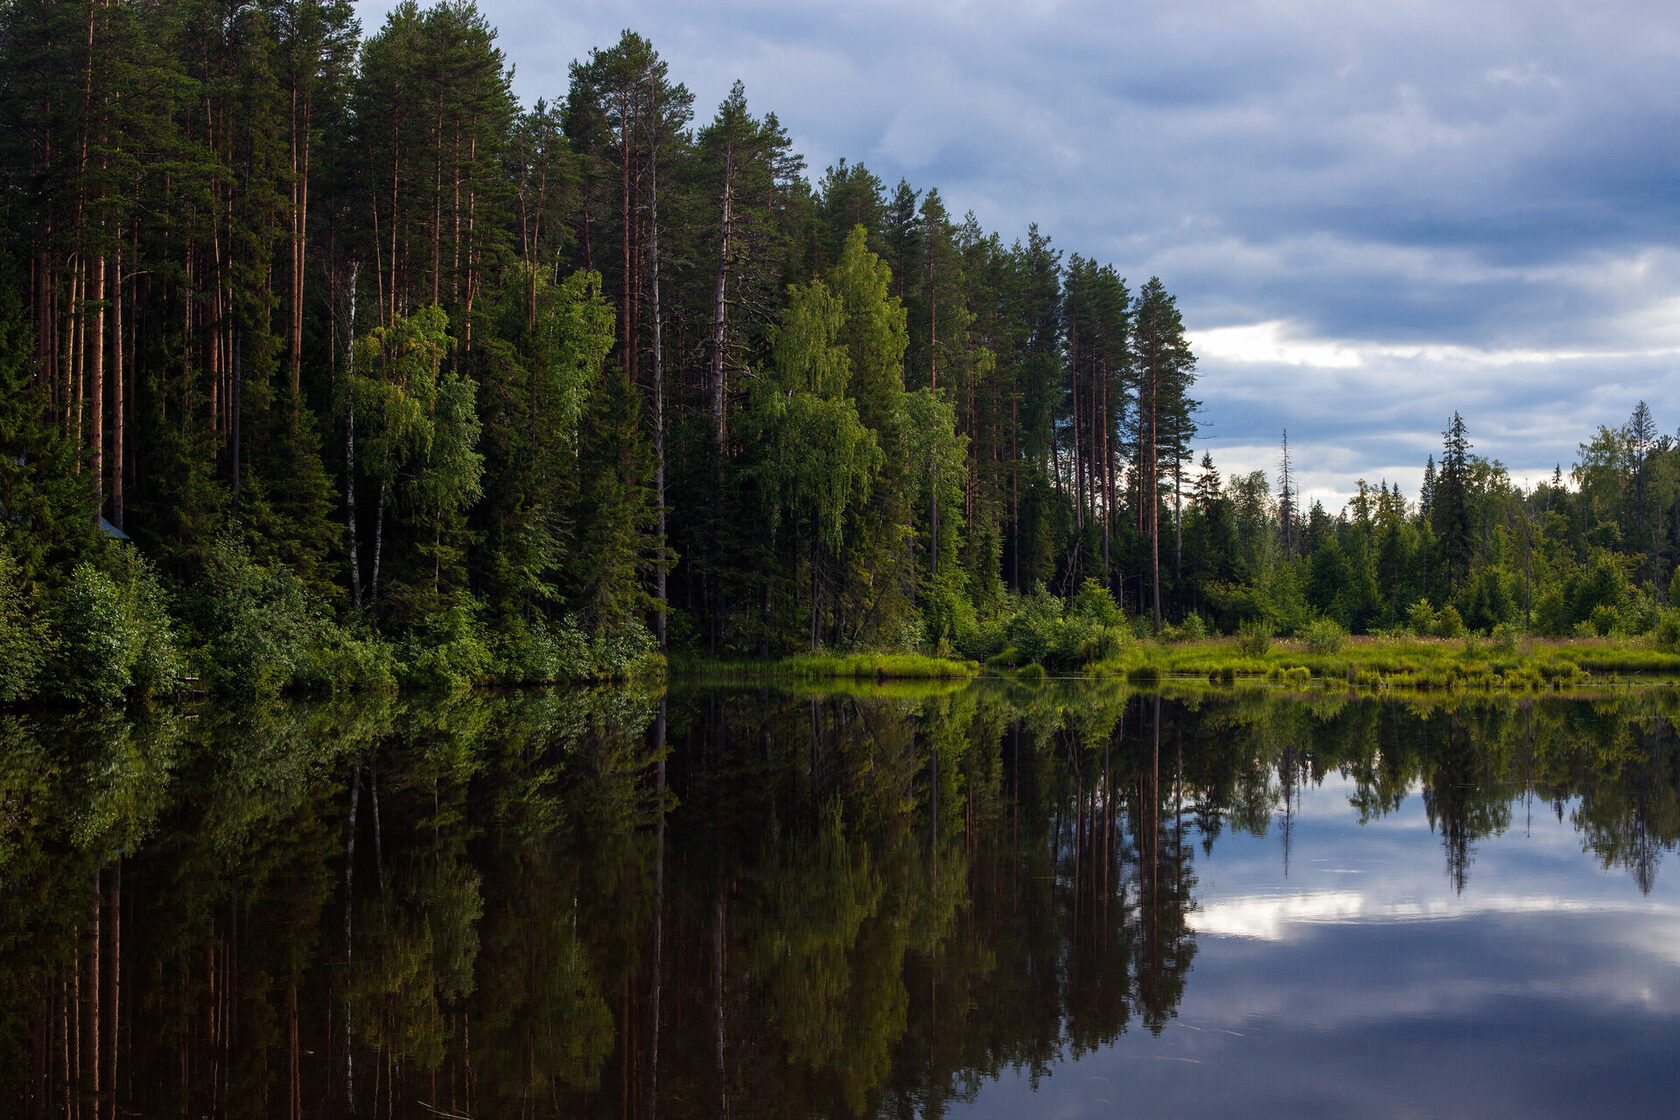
353,0,1680,512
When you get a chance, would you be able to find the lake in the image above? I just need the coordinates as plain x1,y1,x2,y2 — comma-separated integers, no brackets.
3,682,1677,1118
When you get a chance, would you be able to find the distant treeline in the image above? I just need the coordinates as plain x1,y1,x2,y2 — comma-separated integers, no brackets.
0,2,1674,701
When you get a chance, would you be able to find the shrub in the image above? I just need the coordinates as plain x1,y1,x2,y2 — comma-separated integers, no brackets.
1655,606,1680,653
1407,599,1436,636
921,579,977,653
1071,580,1124,629
1432,604,1465,639
590,616,658,678
1237,619,1273,656
1489,622,1520,654
0,544,44,703
192,536,321,698
48,552,182,704
1301,617,1345,654
963,613,1011,664
300,623,398,693
397,595,493,691
1004,586,1063,667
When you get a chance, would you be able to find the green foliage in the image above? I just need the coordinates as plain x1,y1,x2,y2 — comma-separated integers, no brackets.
397,595,494,692
0,275,98,588
1489,622,1521,654
1237,620,1273,656
1433,603,1465,639
300,625,400,694
1654,606,1680,652
1301,617,1346,654
991,583,1133,670
0,544,44,702
47,551,182,704
190,535,323,698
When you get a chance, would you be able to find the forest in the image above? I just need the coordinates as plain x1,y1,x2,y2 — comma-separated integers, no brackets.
3,0,1680,702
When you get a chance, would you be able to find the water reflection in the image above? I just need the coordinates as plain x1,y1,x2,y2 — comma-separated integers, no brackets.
2,684,1677,1117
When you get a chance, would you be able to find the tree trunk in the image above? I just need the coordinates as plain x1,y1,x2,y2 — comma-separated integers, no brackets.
372,478,387,609
710,140,733,453
345,264,362,610
650,118,667,652
112,241,124,529
90,254,105,515
1149,367,1162,633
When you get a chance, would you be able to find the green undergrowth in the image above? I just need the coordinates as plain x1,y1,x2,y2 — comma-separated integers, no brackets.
678,652,981,682
1077,634,1680,693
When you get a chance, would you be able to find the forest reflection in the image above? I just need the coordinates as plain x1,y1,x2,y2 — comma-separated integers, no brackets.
3,683,1678,1118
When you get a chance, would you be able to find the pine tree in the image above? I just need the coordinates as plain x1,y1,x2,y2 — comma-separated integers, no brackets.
1434,411,1473,590
1130,277,1196,631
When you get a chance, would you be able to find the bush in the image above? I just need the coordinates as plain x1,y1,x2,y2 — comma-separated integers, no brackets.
0,544,44,703
1654,606,1680,653
1432,604,1465,639
963,613,1010,664
1071,580,1124,629
1301,617,1345,654
1407,599,1436,636
921,579,977,654
300,623,398,693
48,552,182,704
191,536,322,698
397,596,494,691
1004,586,1063,667
1237,619,1273,656
1489,622,1520,654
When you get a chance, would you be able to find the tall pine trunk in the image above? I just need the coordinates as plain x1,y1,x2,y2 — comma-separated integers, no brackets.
345,263,362,609
650,116,667,652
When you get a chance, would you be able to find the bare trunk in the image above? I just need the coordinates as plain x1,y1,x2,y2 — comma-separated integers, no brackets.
111,241,123,529
104,862,119,1120
372,478,387,609
1101,360,1112,587
1149,368,1162,633
388,115,400,326
710,142,733,453
647,703,666,1120
432,88,443,306
650,122,667,652
90,254,105,516
344,767,361,1111
71,263,84,454
346,263,362,610
713,893,728,1119
1010,396,1019,592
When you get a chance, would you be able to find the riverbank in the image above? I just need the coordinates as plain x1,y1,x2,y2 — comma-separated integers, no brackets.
672,652,982,681
678,635,1680,694
1078,633,1680,691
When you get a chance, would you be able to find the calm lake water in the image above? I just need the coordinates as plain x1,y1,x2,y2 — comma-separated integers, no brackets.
3,682,1678,1118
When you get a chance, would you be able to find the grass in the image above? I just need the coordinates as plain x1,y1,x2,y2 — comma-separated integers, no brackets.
673,634,1680,696
1080,633,1680,693
675,651,981,682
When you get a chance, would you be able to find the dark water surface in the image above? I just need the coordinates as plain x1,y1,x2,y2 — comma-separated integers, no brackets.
3,682,1678,1118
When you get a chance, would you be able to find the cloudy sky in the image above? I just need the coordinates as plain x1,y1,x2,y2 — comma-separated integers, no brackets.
355,0,1680,510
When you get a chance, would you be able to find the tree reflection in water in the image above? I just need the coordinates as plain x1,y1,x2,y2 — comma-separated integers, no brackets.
1,684,1677,1117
